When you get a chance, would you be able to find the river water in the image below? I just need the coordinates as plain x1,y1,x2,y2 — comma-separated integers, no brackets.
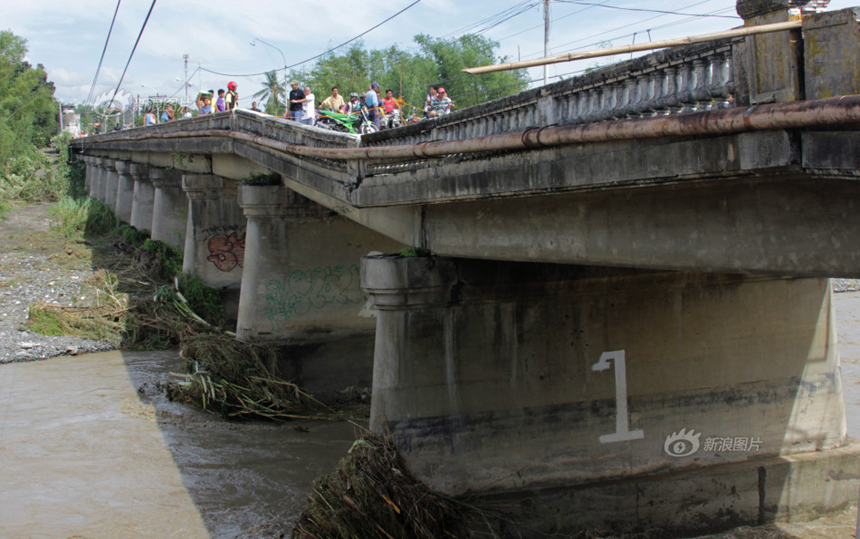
0,350,359,538
2,292,860,537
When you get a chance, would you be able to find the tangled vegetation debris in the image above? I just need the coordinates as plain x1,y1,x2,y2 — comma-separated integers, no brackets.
28,196,341,421
292,433,475,539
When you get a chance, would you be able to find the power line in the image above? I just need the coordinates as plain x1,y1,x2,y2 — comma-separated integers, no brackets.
199,0,424,80
86,0,122,105
520,0,726,61
104,0,157,122
553,1,738,19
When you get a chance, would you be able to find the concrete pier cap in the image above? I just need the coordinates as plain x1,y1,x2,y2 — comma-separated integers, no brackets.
361,254,859,535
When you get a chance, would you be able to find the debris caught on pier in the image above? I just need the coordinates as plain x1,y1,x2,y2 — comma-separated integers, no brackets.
291,433,474,539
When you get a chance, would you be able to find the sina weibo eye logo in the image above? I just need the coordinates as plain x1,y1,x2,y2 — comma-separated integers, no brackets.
664,428,701,457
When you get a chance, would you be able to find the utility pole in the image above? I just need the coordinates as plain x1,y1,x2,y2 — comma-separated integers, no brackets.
544,0,550,86
183,54,189,100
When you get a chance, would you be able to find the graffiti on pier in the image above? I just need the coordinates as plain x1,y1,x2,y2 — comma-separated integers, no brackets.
206,226,246,272
264,264,362,323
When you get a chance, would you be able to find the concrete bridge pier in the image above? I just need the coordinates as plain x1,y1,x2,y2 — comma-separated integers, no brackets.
114,161,134,223
80,155,93,193
129,164,154,232
361,255,859,536
181,174,244,322
149,167,188,252
92,158,107,201
236,183,403,395
105,161,121,212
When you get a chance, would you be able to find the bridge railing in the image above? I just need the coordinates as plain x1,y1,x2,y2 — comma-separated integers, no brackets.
81,109,358,150
361,39,737,150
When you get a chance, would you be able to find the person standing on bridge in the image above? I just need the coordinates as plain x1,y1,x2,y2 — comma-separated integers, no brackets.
225,81,238,111
365,82,381,130
320,86,345,113
288,80,305,121
215,89,227,113
302,86,315,126
424,85,438,118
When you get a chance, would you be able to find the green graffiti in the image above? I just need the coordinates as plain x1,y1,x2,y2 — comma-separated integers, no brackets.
264,264,363,324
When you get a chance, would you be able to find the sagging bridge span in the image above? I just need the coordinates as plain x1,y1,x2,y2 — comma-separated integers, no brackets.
72,3,860,535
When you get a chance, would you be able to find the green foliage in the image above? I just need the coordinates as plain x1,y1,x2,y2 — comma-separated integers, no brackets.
49,196,122,238
51,131,86,199
301,35,527,115
0,30,60,204
119,223,150,246
49,196,90,238
0,202,9,220
84,199,119,236
399,246,431,258
177,273,224,326
252,70,286,116
142,238,184,279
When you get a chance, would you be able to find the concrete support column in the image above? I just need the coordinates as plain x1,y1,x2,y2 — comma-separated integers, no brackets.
182,174,244,320
129,164,154,232
149,167,188,252
80,155,92,192
361,256,857,534
104,160,122,212
114,161,134,223
92,158,106,200
237,184,403,394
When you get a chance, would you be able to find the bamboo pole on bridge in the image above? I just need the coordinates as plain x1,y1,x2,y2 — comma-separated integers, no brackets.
462,20,803,75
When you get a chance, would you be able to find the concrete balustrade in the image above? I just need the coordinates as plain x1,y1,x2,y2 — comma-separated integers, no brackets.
362,255,857,533
114,161,134,223
182,174,244,320
129,163,154,232
237,183,403,393
149,167,188,251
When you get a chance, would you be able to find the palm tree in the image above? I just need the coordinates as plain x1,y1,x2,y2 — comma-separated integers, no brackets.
253,70,284,115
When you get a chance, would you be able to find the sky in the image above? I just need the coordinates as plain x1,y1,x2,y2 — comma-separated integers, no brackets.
4,0,858,109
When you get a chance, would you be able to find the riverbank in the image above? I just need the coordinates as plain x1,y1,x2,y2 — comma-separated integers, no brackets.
0,203,115,363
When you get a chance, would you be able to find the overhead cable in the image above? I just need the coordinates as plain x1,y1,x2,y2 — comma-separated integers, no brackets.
200,0,423,79
554,1,739,18
86,0,122,105
103,0,157,121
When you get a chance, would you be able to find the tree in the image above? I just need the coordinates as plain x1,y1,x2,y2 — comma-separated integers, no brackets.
302,35,527,117
0,30,59,195
253,70,285,116
413,34,528,110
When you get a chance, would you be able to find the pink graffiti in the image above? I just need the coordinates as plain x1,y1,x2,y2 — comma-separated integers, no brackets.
207,233,246,271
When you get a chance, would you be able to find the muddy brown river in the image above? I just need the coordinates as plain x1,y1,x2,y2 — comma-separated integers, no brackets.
2,292,860,537
0,350,358,538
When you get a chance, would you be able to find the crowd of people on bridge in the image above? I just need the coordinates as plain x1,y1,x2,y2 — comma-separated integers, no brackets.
142,78,455,131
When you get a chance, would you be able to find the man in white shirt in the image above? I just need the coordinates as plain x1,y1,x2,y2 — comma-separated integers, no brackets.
302,86,315,126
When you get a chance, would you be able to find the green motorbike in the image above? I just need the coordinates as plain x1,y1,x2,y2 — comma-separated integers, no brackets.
315,108,378,134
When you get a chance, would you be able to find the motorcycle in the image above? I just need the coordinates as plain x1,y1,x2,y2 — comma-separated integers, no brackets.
384,109,404,130
315,108,378,135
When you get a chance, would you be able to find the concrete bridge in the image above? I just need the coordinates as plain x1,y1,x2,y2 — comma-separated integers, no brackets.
72,1,860,535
